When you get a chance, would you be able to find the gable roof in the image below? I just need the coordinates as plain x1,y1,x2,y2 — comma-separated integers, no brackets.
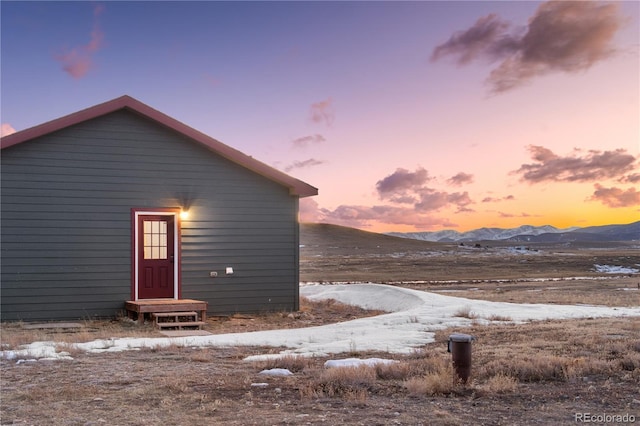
1,95,318,197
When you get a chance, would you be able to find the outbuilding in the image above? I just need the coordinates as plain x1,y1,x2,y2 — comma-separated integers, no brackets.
1,96,317,321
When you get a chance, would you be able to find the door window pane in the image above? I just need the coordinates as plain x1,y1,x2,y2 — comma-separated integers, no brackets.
143,220,168,259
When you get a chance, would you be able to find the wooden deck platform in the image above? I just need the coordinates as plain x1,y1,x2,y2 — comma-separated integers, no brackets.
124,299,208,325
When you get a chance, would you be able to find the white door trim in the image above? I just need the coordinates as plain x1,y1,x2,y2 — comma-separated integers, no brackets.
133,210,179,301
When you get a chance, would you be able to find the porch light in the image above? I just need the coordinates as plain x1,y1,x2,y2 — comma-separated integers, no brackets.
180,210,190,220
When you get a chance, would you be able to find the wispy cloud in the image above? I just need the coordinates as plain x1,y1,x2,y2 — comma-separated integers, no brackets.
284,158,324,172
415,189,473,213
482,195,515,203
589,184,640,208
300,201,458,230
620,173,640,184
431,1,622,93
292,134,325,148
376,167,473,212
54,4,105,79
431,14,512,66
513,145,637,183
309,98,334,126
447,172,474,186
300,166,473,229
376,167,431,197
1,123,16,137
498,211,535,219
299,198,327,223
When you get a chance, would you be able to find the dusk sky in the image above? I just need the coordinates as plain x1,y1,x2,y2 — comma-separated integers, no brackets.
2,1,639,232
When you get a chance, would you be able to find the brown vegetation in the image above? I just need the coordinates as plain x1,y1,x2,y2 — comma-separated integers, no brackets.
2,308,639,425
2,224,639,424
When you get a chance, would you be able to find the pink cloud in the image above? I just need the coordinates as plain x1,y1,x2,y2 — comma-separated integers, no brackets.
292,134,326,148
446,172,474,186
376,167,474,213
54,4,105,79
431,14,512,66
589,184,640,208
334,205,457,229
303,166,479,230
309,98,334,126
1,123,16,137
376,167,431,197
299,198,327,223
284,158,324,172
620,173,640,184
415,188,473,212
514,145,637,183
432,1,622,93
482,195,515,203
299,199,458,230
498,212,533,218
300,167,477,230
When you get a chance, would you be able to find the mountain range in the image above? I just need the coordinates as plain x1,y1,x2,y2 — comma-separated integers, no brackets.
387,221,640,243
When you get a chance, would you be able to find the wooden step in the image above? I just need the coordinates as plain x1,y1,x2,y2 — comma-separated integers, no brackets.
156,321,206,329
125,299,208,325
153,311,198,319
152,311,204,330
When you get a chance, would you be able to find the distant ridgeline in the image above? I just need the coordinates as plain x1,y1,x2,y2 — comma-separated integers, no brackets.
387,221,640,243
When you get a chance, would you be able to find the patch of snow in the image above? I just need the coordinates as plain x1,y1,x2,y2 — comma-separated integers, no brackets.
2,283,640,363
324,358,398,368
251,382,269,387
499,247,541,255
593,264,640,274
258,368,293,376
1,341,73,361
301,282,425,312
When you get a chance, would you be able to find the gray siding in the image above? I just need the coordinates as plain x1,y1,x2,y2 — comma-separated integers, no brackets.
1,110,300,320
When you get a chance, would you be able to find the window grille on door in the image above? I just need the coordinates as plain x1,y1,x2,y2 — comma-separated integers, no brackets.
143,220,167,259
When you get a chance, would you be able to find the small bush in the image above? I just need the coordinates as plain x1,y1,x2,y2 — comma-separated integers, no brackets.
480,373,518,394
486,355,566,382
487,314,512,322
619,353,640,371
258,354,311,372
322,364,377,388
54,342,84,358
454,306,478,319
159,373,190,394
302,365,376,400
375,361,412,380
479,355,611,382
404,365,455,396
189,350,212,363
403,356,457,396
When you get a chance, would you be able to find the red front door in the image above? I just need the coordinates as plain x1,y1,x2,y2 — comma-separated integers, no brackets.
138,215,175,299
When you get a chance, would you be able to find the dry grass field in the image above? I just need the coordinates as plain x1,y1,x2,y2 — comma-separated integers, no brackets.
1,223,639,425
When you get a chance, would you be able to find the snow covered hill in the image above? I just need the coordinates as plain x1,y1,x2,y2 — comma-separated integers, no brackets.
388,221,639,243
388,224,578,242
